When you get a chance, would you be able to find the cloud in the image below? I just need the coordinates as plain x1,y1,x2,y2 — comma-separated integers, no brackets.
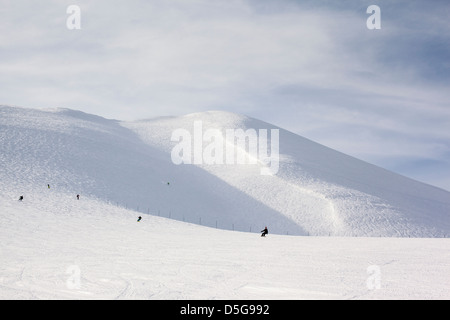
0,0,449,190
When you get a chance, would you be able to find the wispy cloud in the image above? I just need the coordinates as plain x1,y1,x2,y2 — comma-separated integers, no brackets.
0,0,449,190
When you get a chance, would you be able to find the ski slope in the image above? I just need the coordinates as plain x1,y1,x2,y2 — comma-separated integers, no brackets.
1,191,449,300
0,106,450,237
125,111,450,237
1,105,449,237
0,105,449,299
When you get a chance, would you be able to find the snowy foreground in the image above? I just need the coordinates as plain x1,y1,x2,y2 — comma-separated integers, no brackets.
1,191,449,300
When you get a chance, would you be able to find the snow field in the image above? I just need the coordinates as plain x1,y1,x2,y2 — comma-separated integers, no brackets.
1,189,449,300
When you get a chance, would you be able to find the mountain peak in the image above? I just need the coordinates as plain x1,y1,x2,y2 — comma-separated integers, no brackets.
1,105,449,237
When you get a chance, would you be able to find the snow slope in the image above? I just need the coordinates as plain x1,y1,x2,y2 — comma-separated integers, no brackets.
1,189,449,300
1,105,449,237
1,105,449,300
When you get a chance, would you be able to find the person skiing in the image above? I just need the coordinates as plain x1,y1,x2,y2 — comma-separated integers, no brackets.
261,226,268,237
137,216,142,222
76,194,80,200
18,195,23,201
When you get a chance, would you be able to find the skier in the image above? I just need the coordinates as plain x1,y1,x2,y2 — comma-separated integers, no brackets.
137,216,142,222
18,195,23,201
261,226,268,237
48,184,50,189
76,194,80,200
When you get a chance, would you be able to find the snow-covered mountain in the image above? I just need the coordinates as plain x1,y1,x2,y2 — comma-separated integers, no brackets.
1,105,450,300
1,105,449,237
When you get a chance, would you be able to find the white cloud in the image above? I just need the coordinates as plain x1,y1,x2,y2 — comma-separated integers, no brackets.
0,0,449,190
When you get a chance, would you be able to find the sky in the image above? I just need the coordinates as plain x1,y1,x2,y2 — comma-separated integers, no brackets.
1,0,449,191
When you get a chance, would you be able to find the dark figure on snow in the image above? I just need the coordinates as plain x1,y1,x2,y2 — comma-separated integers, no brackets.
18,195,23,201
137,216,142,222
261,226,268,237
76,194,80,200
48,184,50,189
